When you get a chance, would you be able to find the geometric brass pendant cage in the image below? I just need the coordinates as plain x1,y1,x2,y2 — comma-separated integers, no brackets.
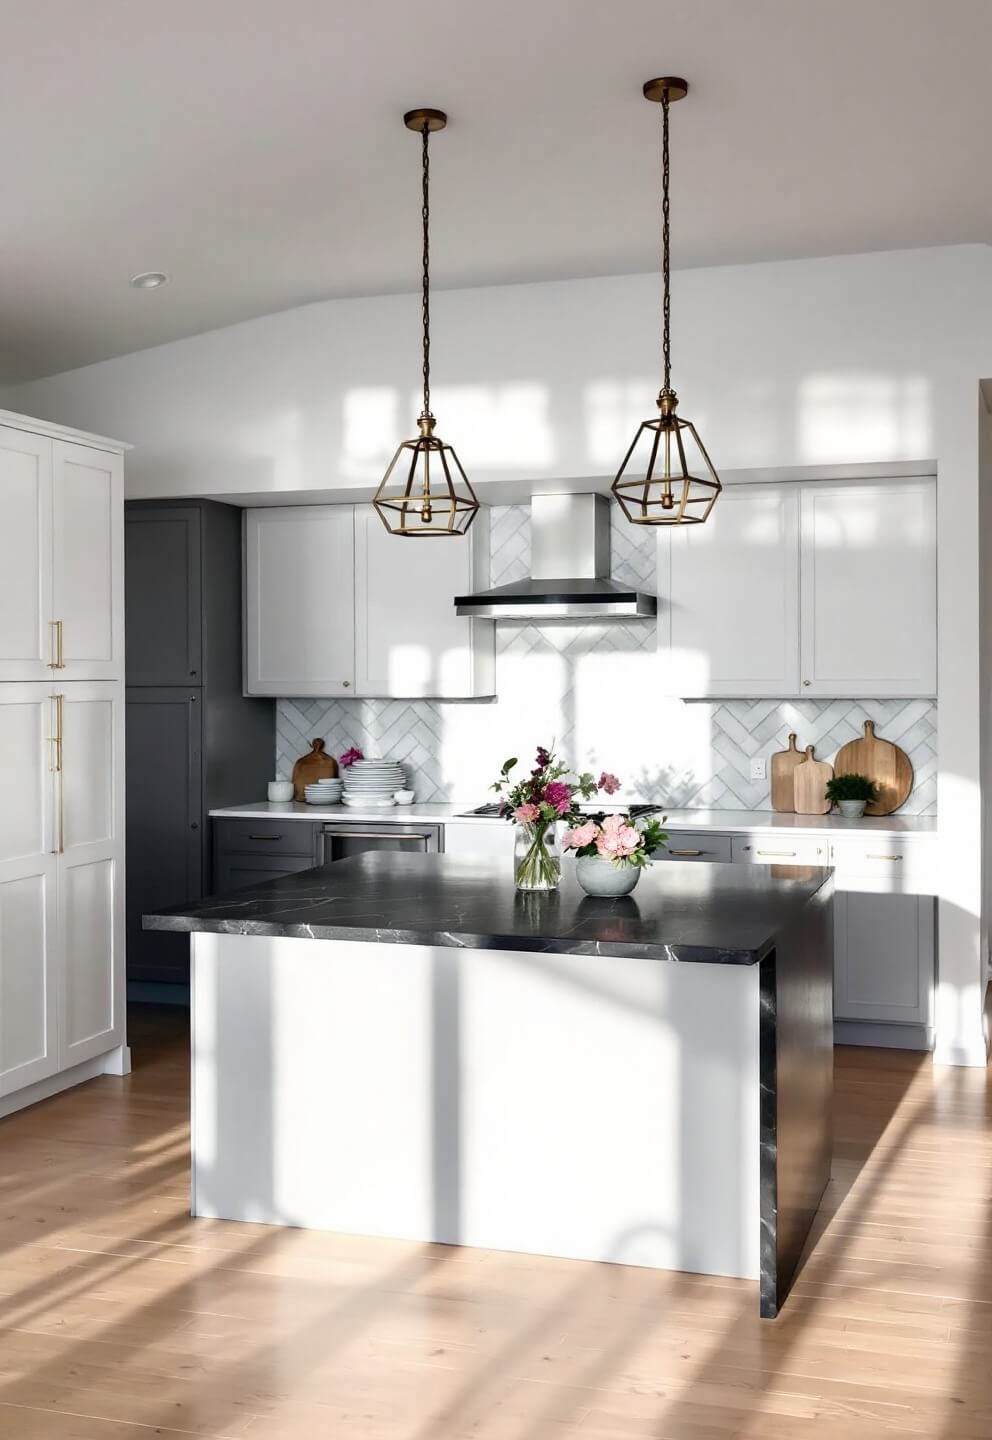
374,414,480,537
373,107,479,537
611,400,721,526
611,76,721,528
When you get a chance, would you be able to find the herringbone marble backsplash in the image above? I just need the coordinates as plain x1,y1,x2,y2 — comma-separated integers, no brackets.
276,506,937,815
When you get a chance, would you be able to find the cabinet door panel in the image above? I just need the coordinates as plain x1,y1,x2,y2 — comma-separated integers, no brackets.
0,428,53,679
126,689,203,985
244,507,355,696
53,442,124,679
355,508,494,697
0,685,58,1094
800,481,936,696
663,487,800,697
834,892,933,1025
125,507,202,685
59,683,124,1066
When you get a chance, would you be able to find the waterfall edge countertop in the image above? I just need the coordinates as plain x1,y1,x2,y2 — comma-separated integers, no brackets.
209,801,937,838
144,851,831,965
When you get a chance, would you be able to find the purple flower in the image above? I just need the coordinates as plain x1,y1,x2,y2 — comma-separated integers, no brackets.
543,780,572,815
535,745,551,768
339,746,364,768
598,771,621,795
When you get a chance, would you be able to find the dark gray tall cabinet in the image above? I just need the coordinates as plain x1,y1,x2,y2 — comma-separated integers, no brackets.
125,501,274,988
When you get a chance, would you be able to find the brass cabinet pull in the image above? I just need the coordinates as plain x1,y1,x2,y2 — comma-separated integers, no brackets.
756,849,798,858
48,694,64,853
669,847,704,856
866,853,902,862
47,620,65,669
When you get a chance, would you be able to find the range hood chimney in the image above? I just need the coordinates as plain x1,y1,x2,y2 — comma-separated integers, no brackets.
454,494,657,621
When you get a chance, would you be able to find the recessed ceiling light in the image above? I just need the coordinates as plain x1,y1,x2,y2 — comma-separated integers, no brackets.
130,271,168,290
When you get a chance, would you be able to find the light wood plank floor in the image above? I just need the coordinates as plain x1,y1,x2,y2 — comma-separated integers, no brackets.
0,1006,990,1439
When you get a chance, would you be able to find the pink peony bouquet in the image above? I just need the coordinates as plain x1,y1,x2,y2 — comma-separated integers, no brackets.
492,744,618,828
563,812,668,869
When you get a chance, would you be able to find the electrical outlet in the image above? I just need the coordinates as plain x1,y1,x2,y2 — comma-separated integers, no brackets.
749,758,767,782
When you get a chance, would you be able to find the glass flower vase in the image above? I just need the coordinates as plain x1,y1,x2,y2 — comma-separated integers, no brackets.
513,820,561,892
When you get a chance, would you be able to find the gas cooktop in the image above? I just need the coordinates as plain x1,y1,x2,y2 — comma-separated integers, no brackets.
458,802,660,820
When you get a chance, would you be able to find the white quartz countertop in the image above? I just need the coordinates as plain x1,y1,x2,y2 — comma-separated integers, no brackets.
210,802,937,839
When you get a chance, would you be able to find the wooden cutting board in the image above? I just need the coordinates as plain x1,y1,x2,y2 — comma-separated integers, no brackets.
291,737,338,800
770,733,804,813
793,745,833,816
832,719,912,816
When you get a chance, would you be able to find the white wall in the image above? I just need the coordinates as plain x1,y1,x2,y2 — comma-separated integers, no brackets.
7,243,990,1064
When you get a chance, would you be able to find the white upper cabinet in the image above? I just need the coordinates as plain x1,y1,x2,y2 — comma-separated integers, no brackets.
661,487,800,697
244,504,495,700
244,506,356,697
53,441,124,680
0,429,54,680
0,425,123,681
659,476,937,699
800,481,936,697
354,508,495,698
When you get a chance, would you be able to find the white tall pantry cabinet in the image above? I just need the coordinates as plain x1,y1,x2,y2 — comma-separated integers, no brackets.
0,411,128,1116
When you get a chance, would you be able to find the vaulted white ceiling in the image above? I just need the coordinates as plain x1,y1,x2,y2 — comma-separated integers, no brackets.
1,0,990,383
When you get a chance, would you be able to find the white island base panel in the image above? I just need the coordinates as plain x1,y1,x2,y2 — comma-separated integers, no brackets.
191,931,760,1281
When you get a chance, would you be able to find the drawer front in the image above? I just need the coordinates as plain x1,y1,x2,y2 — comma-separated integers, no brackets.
213,818,318,859
658,832,733,863
732,834,828,866
828,836,935,895
213,852,316,894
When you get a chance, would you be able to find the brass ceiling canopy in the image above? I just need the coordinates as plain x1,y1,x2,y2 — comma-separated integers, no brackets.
373,108,479,537
611,76,722,527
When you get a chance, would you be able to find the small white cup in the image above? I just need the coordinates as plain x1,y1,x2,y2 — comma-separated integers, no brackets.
394,789,415,805
268,780,294,802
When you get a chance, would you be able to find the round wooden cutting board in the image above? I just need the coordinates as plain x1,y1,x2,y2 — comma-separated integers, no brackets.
832,720,912,816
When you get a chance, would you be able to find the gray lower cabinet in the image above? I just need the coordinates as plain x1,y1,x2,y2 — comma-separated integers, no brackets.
212,819,321,893
126,689,203,984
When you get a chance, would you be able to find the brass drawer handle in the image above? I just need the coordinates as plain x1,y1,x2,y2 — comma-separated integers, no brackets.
756,849,798,857
669,847,705,856
865,853,902,862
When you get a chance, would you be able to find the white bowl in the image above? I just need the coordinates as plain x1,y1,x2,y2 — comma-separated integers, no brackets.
394,789,416,805
267,780,294,802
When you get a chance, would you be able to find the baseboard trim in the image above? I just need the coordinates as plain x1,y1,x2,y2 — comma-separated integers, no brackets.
835,1020,934,1052
0,1051,123,1120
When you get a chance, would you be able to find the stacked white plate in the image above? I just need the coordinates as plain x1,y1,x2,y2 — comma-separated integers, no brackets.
342,758,406,808
304,777,343,805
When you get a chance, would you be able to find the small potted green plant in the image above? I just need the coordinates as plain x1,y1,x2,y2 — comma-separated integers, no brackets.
824,772,880,819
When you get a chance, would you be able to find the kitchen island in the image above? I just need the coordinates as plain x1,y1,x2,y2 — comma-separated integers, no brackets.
145,853,833,1318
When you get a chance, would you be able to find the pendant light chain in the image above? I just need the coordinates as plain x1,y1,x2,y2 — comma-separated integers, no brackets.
420,122,432,420
661,90,672,397
610,75,722,527
372,106,479,537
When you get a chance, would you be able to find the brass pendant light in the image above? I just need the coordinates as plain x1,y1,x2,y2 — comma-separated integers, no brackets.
611,78,721,526
373,109,479,537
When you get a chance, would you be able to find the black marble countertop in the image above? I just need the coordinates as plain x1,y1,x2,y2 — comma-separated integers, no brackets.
143,853,832,965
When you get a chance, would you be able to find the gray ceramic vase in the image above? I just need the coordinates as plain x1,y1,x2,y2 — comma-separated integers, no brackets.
575,854,641,897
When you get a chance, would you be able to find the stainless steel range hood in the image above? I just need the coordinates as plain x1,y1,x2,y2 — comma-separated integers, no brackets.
454,494,657,620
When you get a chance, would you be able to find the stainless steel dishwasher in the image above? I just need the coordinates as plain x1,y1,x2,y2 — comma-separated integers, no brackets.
318,821,442,864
